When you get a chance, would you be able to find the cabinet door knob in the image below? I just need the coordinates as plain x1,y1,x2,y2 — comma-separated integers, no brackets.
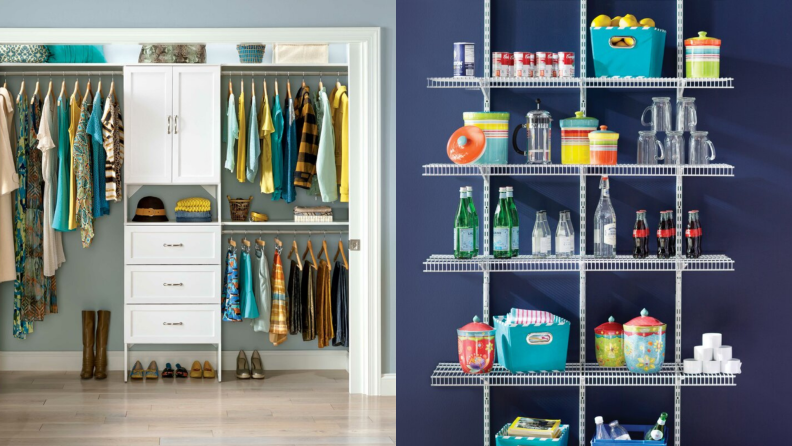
167,115,172,134
163,243,184,247
174,115,179,134
163,283,184,287
162,322,184,326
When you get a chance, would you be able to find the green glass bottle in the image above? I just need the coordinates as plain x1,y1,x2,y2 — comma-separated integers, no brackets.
465,186,479,257
645,412,668,441
454,187,474,259
506,186,519,257
493,187,512,258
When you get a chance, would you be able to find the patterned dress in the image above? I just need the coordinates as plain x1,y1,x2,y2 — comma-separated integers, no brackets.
221,244,241,322
13,94,31,339
72,92,94,247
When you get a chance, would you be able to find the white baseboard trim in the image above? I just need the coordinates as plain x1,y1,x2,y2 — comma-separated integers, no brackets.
380,373,396,396
0,350,349,372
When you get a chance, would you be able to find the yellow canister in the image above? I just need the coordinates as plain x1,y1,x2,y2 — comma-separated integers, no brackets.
559,111,599,164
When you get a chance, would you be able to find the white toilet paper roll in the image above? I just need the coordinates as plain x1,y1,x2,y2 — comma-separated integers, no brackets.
702,333,722,350
704,360,721,374
694,345,713,361
716,345,732,361
683,358,702,374
722,358,742,374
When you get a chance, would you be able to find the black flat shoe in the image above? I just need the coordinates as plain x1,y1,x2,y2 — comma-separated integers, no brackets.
175,363,189,378
162,362,174,378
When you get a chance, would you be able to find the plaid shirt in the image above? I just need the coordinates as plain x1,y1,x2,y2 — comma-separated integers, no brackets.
293,87,319,189
269,246,289,346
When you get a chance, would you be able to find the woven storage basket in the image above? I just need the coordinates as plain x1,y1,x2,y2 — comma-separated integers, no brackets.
227,196,253,222
236,43,266,63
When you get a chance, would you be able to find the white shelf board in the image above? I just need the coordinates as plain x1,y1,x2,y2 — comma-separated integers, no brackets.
125,222,220,226
423,254,734,272
221,221,348,226
427,76,734,89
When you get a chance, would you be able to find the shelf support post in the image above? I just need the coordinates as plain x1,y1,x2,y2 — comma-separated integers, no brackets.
675,167,683,445
482,2,492,443
579,0,587,113
579,167,587,445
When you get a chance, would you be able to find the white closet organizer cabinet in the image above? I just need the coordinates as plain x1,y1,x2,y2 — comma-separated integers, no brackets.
123,64,223,382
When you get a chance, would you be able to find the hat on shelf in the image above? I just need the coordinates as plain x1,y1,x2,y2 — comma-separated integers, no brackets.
132,196,168,222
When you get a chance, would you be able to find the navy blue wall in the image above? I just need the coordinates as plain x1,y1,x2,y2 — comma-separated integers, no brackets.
397,0,792,444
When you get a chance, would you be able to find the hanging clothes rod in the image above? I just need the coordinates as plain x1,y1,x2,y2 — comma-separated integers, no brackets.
222,71,346,76
222,230,348,235
0,71,122,76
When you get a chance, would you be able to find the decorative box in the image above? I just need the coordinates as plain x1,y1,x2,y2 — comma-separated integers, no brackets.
138,44,207,63
494,314,570,373
590,27,666,78
0,45,49,63
685,32,720,78
594,316,625,367
623,309,667,374
495,424,569,446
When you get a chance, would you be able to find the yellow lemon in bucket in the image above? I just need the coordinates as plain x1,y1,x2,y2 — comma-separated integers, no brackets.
640,18,656,28
611,16,623,26
620,14,639,27
591,14,611,27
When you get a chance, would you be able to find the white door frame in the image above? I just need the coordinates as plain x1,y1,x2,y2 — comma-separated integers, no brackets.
0,27,383,395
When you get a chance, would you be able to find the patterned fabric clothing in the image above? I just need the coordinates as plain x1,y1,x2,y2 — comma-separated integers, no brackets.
36,93,66,279
316,260,334,348
251,245,271,333
269,245,288,346
246,95,260,183
0,88,18,285
101,94,123,202
13,93,30,338
87,91,108,217
294,87,319,189
282,97,297,203
52,95,72,231
258,90,275,194
221,245,242,322
269,95,284,201
331,261,349,347
287,259,302,335
301,261,316,341
224,93,238,173
235,90,247,182
239,248,259,319
67,87,81,231
72,91,94,248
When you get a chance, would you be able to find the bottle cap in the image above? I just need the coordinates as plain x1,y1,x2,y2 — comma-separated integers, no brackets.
460,187,467,192
689,209,699,213
637,210,646,213
466,186,473,192
595,416,604,424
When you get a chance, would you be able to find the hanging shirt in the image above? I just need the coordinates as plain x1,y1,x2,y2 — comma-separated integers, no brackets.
87,91,108,217
316,260,334,348
239,248,258,319
331,261,349,347
288,259,302,336
301,261,316,341
332,86,350,202
221,244,242,322
258,90,275,194
294,88,319,189
269,245,288,346
235,90,247,183
67,87,82,231
73,91,95,248
52,94,72,231
36,92,65,277
23,94,48,322
270,94,284,201
101,94,124,202
0,88,19,284
13,93,31,339
224,93,238,174
246,94,260,183
251,245,271,333
282,97,298,203
316,87,337,202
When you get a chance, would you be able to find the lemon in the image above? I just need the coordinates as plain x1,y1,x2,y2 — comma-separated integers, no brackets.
624,37,636,46
615,40,630,47
610,37,624,45
619,14,639,27
639,18,656,28
610,16,623,26
591,14,612,27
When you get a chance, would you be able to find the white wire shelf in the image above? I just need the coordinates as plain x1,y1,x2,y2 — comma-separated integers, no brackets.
427,77,733,89
221,221,349,226
423,255,734,272
431,363,737,387
423,163,735,177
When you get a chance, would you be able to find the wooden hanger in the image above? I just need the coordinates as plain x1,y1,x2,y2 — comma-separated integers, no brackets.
46,79,53,98
240,77,244,97
336,72,342,90
31,79,40,104
317,238,330,269
59,78,66,99
334,238,349,270
228,79,233,98
274,79,279,96
85,77,92,96
287,238,302,270
73,78,80,96
109,77,116,97
255,235,265,247
97,78,102,97
318,76,323,91
262,79,268,100
18,77,25,97
301,74,306,88
228,237,237,248
241,232,251,248
251,74,255,99
287,77,292,98
302,237,318,270
274,235,283,248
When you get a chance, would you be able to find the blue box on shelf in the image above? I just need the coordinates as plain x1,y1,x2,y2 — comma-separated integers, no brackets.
590,27,666,78
496,424,569,446
591,424,668,445
494,315,570,373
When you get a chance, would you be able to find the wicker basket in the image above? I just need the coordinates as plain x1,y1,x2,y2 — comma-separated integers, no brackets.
236,43,266,63
227,196,253,222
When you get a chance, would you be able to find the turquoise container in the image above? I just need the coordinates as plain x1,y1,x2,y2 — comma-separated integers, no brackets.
463,112,510,164
623,309,667,374
496,424,570,446
494,315,570,373
590,27,666,77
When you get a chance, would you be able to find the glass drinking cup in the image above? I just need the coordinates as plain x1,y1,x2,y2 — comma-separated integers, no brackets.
637,130,665,164
641,97,672,132
676,97,698,132
688,131,716,164
665,131,685,165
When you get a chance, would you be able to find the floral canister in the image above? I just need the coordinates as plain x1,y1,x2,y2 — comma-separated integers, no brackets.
588,125,619,165
560,111,599,164
464,112,510,164
458,316,496,374
685,32,721,78
623,308,667,374
594,316,625,367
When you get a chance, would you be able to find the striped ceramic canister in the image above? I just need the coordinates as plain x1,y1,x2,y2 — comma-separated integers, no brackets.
463,112,511,164
560,111,598,164
588,125,619,165
685,31,721,78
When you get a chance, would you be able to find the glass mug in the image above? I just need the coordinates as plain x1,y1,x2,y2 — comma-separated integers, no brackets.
664,131,685,165
676,97,698,132
637,131,665,164
688,131,716,164
641,97,672,132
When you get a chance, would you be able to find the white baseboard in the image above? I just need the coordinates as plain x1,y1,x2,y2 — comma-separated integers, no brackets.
380,373,396,395
0,350,349,372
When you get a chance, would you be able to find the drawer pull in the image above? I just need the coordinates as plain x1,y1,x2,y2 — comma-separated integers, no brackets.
163,283,184,287
162,322,184,326
163,243,184,247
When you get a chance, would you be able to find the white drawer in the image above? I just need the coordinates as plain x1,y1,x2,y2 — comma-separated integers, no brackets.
125,305,220,344
125,225,221,264
125,265,220,305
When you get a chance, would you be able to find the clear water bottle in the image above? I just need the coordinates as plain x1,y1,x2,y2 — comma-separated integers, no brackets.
556,210,575,257
532,211,551,257
609,420,631,440
593,176,616,258
594,416,612,440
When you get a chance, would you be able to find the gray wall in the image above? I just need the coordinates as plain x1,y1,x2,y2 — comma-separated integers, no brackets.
0,0,396,374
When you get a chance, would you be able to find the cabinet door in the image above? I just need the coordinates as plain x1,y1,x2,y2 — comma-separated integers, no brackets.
172,66,220,184
124,66,173,184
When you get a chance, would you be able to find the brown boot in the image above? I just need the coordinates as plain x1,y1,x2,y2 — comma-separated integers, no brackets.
80,311,96,379
94,310,110,380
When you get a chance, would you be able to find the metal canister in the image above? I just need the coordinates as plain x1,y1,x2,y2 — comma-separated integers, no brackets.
492,52,510,77
453,42,475,77
551,53,559,77
536,52,552,78
558,52,575,77
514,52,534,78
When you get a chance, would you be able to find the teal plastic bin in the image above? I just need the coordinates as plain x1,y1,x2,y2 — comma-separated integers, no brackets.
494,315,570,373
590,27,666,77
496,424,569,446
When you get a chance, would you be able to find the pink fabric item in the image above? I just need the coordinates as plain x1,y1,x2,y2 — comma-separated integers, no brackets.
507,309,555,325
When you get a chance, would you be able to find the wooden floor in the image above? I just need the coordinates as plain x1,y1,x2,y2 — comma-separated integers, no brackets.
0,370,396,446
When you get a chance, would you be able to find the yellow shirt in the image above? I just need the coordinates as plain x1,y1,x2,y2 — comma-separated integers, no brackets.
236,90,247,183
258,90,275,194
332,86,349,202
68,87,82,230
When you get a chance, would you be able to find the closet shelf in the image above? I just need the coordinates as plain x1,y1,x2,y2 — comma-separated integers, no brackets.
422,163,735,177
423,254,735,272
427,77,734,89
431,363,737,387
221,221,349,226
125,222,220,226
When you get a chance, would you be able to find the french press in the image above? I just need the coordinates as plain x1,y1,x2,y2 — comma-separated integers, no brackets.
512,98,552,164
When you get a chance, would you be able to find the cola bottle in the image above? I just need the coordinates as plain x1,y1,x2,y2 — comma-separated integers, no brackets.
632,210,649,258
686,210,702,258
667,210,677,257
656,211,669,259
